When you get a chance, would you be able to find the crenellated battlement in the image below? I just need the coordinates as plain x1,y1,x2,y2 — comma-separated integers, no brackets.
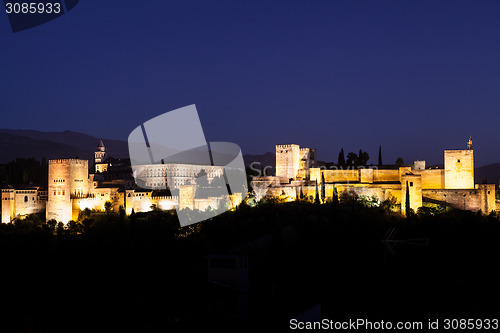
150,196,179,201
276,144,297,149
49,159,87,164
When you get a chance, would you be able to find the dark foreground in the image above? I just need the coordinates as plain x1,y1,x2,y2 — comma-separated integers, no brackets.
1,200,500,332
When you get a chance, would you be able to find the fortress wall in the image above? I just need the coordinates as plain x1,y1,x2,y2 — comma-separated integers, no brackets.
417,169,445,189
151,196,178,210
384,188,402,204
310,168,321,182
373,170,399,182
336,184,386,202
76,197,102,210
478,184,496,214
360,169,374,183
133,194,154,213
291,183,401,204
195,197,223,211
335,183,401,203
297,169,307,180
14,191,45,217
422,189,483,212
323,169,360,183
266,186,298,199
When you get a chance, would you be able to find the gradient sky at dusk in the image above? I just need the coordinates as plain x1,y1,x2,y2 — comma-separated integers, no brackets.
1,1,500,166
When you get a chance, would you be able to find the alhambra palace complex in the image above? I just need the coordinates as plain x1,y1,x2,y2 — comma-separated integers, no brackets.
1,141,242,223
252,141,497,215
1,139,497,223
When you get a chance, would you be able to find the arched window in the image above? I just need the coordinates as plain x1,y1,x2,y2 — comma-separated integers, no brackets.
24,196,28,202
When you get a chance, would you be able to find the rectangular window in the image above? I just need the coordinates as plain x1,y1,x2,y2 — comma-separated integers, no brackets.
410,182,413,187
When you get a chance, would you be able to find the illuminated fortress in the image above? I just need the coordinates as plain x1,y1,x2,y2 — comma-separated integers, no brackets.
1,141,242,223
252,141,497,215
1,139,497,223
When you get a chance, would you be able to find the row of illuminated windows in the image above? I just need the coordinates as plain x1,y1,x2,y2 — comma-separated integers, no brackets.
144,167,222,178
53,191,65,196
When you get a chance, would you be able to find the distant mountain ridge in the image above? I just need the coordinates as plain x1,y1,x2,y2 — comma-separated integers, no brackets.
0,129,129,164
475,163,500,187
0,129,498,186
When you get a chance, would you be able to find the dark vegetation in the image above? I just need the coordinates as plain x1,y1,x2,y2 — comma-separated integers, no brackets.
1,199,500,332
0,157,48,188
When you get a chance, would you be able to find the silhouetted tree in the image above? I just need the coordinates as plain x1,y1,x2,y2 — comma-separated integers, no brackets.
346,152,357,166
195,169,209,187
338,148,345,166
395,157,404,166
56,222,65,238
321,173,326,202
405,180,411,217
378,146,382,165
357,151,369,166
104,201,113,213
314,180,320,205
332,185,338,206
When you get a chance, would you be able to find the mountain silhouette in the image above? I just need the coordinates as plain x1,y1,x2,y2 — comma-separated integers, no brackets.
0,129,129,164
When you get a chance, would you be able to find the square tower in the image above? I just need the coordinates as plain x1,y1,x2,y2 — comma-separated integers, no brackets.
1,188,15,223
46,159,89,223
401,174,422,215
444,150,474,189
276,144,301,179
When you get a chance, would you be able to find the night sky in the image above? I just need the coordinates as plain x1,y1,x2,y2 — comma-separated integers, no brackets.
1,1,500,166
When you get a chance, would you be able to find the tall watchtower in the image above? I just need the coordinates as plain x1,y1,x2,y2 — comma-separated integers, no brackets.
444,148,474,189
276,144,301,179
46,159,89,223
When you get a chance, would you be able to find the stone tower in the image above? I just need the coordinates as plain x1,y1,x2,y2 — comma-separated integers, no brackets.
276,144,301,180
94,140,108,173
400,173,422,215
46,159,89,223
275,144,316,180
95,140,106,163
1,187,15,223
444,150,474,189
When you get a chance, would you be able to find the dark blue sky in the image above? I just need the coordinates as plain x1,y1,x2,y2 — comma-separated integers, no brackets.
1,1,500,166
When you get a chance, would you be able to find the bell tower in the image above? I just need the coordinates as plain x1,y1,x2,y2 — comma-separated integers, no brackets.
94,140,107,173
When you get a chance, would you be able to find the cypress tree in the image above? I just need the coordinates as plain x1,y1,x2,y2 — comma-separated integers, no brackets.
332,185,338,206
338,148,345,166
314,180,320,205
405,180,411,216
378,146,382,166
321,172,326,202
